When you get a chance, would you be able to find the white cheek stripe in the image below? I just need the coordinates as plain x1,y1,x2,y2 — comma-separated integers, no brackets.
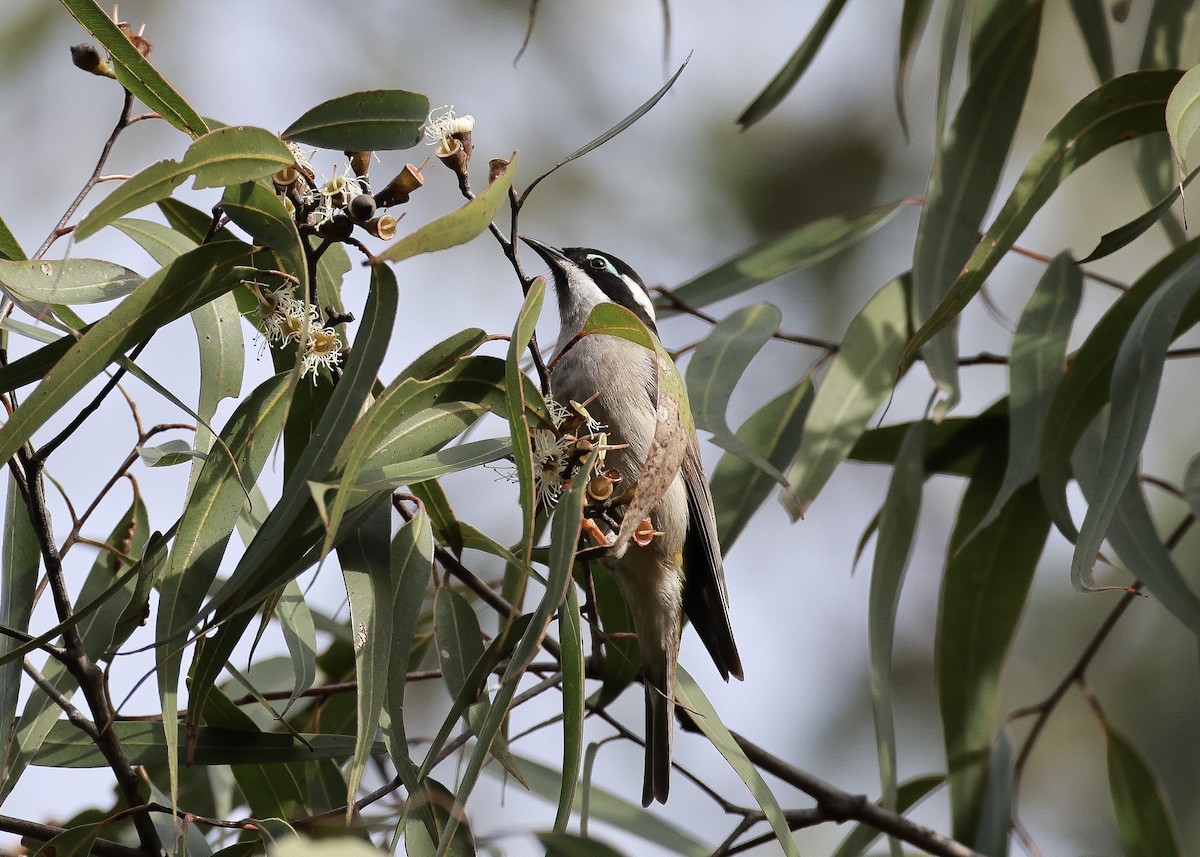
564,262,611,310
622,273,657,322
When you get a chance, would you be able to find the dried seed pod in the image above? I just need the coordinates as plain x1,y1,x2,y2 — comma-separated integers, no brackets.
365,214,398,241
587,475,614,503
374,164,424,207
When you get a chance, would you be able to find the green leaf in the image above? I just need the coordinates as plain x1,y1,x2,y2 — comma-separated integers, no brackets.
137,438,202,467
895,0,934,136
76,127,292,239
1039,236,1200,540
736,0,850,129
1080,164,1200,263
29,820,102,857
405,779,475,857
1185,454,1200,522
157,374,291,809
57,0,208,138
1166,63,1200,171
974,729,1015,857
939,457,1049,843
911,6,1041,416
1072,424,1200,637
0,258,142,307
275,580,317,713
666,199,906,312
972,254,1081,537
901,69,1184,367
0,240,252,482
1,473,39,761
31,721,371,767
1072,251,1200,590
868,421,923,833
185,126,294,190
282,89,430,151
686,303,787,483
112,216,196,263
338,503,393,813
2,493,147,799
220,180,305,281
538,832,627,857
434,451,590,856
829,774,944,857
381,509,436,793
674,669,800,857
501,753,709,856
520,57,690,204
576,302,656,350
710,378,813,550
1107,728,1183,857
0,213,25,261
351,438,513,490
203,263,398,619
782,275,910,519
435,587,485,701
505,277,545,589
377,154,518,263
556,584,586,830
1068,0,1115,82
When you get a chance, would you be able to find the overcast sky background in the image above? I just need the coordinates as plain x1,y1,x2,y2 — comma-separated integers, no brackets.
3,2,1200,855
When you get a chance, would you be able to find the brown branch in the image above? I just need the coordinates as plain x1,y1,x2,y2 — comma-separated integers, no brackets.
0,813,142,857
35,88,134,259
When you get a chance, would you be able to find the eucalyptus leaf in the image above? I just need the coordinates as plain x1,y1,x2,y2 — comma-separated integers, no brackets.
782,275,910,519
0,258,142,306
282,89,430,151
58,0,208,138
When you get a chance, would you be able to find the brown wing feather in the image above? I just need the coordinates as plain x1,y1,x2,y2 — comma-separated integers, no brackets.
681,439,743,681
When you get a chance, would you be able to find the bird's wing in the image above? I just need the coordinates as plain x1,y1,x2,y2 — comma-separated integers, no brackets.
681,438,743,681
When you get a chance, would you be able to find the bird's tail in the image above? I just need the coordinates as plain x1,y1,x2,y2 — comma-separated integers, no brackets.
642,650,675,806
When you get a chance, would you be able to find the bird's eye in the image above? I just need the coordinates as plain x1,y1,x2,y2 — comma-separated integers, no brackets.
588,256,608,270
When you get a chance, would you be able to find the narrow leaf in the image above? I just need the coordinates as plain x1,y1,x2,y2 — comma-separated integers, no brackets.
972,253,1081,537
1107,728,1183,857
902,69,1184,367
1072,252,1200,589
184,126,294,190
868,421,923,834
1,473,39,765
1080,164,1200,263
1166,63,1200,171
0,213,25,261
685,302,787,483
58,0,208,137
667,199,906,312
829,774,944,857
782,275,910,519
1067,0,1115,82
939,458,1049,842
0,241,253,466
710,378,813,549
737,0,850,129
674,669,801,857
912,6,1041,416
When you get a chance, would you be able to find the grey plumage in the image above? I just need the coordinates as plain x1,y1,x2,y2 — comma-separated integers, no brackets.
522,239,742,805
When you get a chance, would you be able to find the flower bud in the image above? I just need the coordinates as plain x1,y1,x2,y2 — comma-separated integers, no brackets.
348,193,376,223
346,150,372,179
70,44,115,78
317,214,354,241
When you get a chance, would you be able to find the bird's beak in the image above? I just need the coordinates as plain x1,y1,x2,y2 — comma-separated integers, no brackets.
520,236,568,270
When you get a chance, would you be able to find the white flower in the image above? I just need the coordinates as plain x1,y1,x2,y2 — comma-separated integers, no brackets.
532,428,568,508
313,164,367,225
302,327,342,381
423,105,475,148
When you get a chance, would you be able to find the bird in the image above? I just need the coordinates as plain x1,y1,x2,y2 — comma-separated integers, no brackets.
522,238,743,805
